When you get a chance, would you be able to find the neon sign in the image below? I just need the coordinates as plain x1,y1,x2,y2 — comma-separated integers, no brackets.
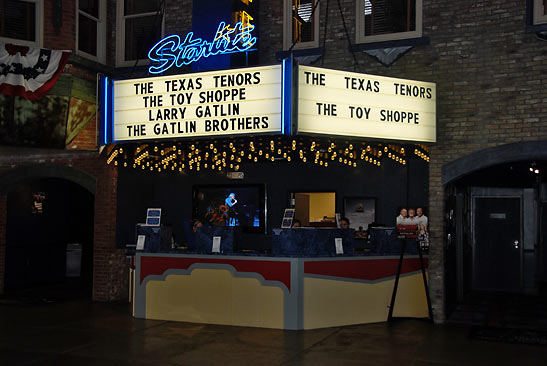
148,21,257,74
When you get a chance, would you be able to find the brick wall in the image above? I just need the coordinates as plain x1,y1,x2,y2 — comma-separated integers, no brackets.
0,151,126,301
67,118,98,151
43,0,76,51
259,0,547,323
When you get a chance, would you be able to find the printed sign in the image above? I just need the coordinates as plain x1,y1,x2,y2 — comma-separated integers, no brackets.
212,236,221,253
298,65,436,142
335,238,344,254
113,65,282,142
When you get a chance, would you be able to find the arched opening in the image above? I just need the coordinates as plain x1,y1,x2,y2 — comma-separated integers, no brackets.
1,165,96,302
443,141,547,326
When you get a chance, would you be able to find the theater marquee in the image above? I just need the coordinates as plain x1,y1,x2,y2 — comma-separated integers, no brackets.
110,65,285,142
297,66,436,143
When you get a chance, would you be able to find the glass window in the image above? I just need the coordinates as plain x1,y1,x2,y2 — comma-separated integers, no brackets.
117,0,163,65
78,14,98,56
284,0,319,50
77,0,105,62
356,0,422,44
534,0,547,24
0,0,38,44
124,14,161,62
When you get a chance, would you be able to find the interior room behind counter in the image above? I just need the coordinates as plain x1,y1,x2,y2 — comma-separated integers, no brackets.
115,156,428,252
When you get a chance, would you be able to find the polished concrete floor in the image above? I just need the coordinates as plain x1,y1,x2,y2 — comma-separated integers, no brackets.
1,299,547,366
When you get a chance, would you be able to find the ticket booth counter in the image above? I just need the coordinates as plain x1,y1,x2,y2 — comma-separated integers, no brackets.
133,228,428,330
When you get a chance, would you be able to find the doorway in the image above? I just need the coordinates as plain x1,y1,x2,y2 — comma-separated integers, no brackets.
444,157,547,326
471,189,523,292
4,177,94,301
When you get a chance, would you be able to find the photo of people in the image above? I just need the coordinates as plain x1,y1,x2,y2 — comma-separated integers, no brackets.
396,206,428,238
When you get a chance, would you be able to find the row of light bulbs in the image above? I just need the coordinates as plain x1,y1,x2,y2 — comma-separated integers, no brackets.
106,137,430,173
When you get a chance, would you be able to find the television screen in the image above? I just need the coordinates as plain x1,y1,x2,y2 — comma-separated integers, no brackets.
192,184,266,233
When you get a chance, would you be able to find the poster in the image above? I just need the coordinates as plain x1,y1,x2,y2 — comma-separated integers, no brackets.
344,197,375,238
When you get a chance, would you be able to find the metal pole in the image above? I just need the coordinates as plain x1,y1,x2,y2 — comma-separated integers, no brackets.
388,238,406,321
418,241,434,322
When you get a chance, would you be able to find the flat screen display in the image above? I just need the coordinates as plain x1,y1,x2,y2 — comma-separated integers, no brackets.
192,184,266,234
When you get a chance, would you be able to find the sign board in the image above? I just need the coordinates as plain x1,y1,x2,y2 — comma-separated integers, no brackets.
136,235,146,251
148,21,257,74
212,236,221,253
335,238,344,254
281,208,295,228
112,65,283,142
146,208,161,226
297,65,436,143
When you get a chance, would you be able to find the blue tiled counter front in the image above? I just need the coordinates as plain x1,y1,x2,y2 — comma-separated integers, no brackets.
271,228,355,256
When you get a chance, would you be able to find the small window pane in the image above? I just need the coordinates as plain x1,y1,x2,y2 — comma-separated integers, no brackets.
79,14,97,56
365,0,416,37
543,0,547,16
292,0,315,43
124,0,160,16
79,0,99,18
125,15,161,61
1,0,36,42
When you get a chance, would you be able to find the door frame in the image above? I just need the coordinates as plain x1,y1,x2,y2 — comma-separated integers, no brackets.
470,187,524,292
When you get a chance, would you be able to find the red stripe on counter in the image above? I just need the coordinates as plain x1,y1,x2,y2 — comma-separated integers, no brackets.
304,258,428,282
140,256,292,291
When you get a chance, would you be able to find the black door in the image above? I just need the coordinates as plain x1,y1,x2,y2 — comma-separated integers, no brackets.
473,197,521,292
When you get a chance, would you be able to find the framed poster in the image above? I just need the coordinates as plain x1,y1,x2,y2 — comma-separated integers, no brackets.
281,208,295,228
343,197,376,238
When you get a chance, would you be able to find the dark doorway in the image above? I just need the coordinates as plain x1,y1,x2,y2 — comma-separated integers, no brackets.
445,159,547,327
4,177,94,301
473,195,522,292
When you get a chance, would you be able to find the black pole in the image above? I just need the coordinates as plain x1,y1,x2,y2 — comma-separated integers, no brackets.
418,241,434,322
388,239,407,321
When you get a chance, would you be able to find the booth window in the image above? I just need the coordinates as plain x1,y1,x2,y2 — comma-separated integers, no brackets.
116,0,163,67
293,192,336,227
0,0,41,46
77,0,106,63
534,0,547,24
355,0,422,44
283,0,319,50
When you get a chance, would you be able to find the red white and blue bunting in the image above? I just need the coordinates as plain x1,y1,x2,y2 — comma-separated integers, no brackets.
0,43,71,100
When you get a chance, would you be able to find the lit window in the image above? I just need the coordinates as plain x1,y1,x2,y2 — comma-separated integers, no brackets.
356,0,422,44
116,0,163,67
77,0,106,63
284,0,319,50
0,0,41,46
534,0,547,24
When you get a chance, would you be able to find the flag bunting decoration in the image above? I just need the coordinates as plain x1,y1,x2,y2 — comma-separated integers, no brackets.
0,43,71,100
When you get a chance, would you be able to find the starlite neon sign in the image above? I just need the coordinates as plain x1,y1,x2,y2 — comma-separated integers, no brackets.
148,21,257,74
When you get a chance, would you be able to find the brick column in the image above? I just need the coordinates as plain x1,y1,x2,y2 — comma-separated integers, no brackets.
92,163,128,301
428,147,446,324
0,194,7,294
